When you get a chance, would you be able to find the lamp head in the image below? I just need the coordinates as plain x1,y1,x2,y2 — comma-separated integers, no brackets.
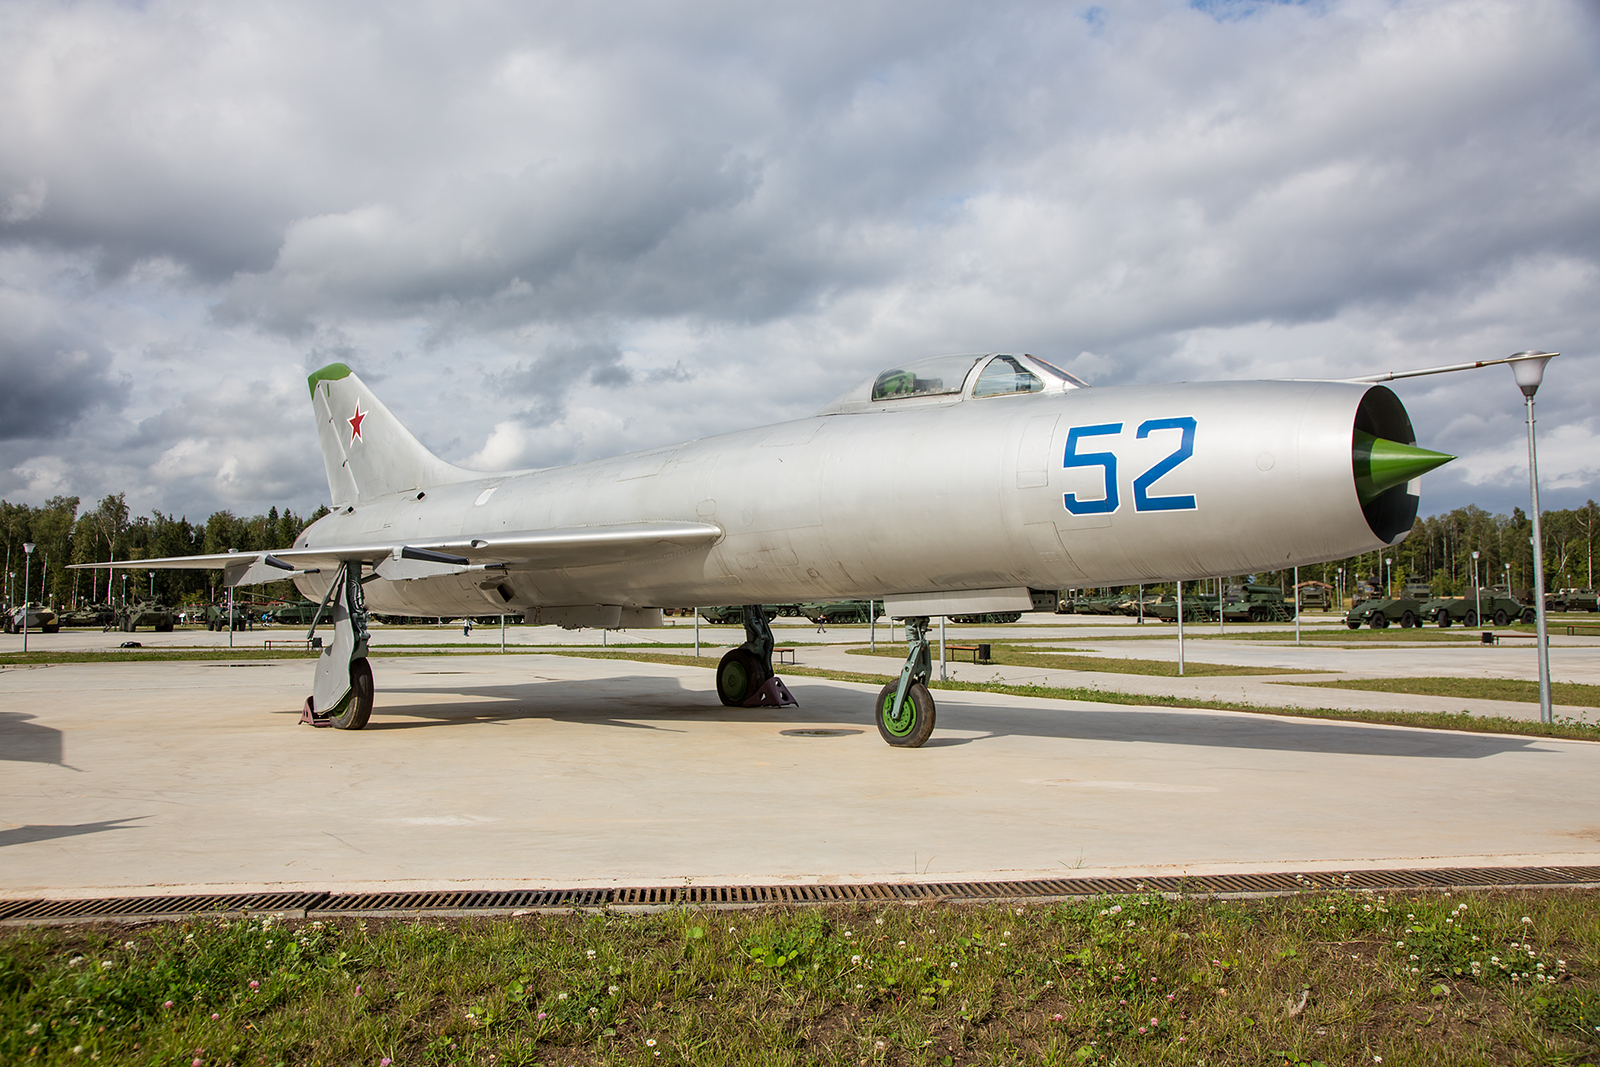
22,542,34,554
1472,550,1480,559
1509,350,1558,398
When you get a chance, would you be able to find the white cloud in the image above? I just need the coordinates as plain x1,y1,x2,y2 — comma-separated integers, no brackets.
0,0,1596,521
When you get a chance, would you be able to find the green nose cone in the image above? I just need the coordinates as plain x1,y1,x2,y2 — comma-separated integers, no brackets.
1354,431,1454,503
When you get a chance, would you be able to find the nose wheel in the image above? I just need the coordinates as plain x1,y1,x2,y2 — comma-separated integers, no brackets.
875,615,936,747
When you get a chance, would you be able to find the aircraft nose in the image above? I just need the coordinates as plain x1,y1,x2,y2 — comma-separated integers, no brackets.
1353,430,1454,503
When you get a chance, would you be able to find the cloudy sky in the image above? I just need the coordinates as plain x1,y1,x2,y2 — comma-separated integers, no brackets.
2,0,1598,522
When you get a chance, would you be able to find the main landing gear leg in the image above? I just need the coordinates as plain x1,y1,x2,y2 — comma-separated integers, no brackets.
299,561,375,730
715,604,798,708
876,615,936,747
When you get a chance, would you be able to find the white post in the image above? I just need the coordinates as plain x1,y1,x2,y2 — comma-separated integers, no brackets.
939,615,946,681
1294,566,1301,645
1176,580,1185,676
1137,583,1143,625
1217,577,1225,634
228,583,234,649
500,613,506,653
21,543,33,653
890,616,896,642
870,599,876,651
1525,395,1554,722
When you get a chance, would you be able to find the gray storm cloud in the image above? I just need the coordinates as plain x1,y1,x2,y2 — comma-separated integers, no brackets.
0,0,1597,519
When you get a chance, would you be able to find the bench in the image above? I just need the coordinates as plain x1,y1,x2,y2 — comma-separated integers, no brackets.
1565,625,1600,637
774,647,797,665
263,638,320,651
945,643,991,664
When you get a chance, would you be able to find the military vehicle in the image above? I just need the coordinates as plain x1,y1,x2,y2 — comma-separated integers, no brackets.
1344,596,1428,628
1421,593,1535,627
802,600,875,625
109,599,176,632
57,604,115,628
949,611,1023,623
1294,584,1334,611
267,599,323,626
207,603,252,631
1221,583,1296,622
1145,593,1219,623
699,605,778,624
1547,588,1599,613
4,603,58,633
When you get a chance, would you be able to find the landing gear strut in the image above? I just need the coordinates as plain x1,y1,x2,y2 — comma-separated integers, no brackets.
715,604,797,708
299,561,375,730
876,615,936,747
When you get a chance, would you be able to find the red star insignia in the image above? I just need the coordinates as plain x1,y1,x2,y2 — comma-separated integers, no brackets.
348,403,367,443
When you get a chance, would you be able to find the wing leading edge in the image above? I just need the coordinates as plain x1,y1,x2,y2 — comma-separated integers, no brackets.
69,521,724,587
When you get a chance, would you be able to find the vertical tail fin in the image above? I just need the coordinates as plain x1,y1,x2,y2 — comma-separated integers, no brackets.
307,364,471,507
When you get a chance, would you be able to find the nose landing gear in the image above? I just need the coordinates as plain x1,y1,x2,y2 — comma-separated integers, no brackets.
876,615,936,747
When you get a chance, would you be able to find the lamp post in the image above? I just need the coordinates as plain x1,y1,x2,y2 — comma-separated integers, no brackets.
1472,550,1481,625
1385,557,1393,597
1510,350,1558,723
21,542,34,653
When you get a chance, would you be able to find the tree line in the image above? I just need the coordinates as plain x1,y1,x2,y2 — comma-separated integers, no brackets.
0,494,328,609
2,494,1597,611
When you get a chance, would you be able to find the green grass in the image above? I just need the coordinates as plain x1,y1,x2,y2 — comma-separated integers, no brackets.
3,891,1595,1066
846,642,1320,677
1285,676,1600,708
545,650,1600,741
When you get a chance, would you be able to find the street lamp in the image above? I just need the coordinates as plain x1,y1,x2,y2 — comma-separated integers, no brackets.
1472,550,1481,626
1385,557,1394,597
1510,350,1558,723
21,542,34,653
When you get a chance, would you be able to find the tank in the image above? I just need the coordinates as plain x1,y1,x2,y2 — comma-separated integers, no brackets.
949,611,1023,624
1222,584,1297,623
57,604,115,628
267,599,323,627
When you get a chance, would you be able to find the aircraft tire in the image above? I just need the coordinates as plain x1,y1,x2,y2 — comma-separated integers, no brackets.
875,681,936,748
331,657,374,730
715,648,767,706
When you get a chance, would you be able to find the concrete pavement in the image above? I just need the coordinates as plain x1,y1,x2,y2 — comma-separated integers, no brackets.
4,650,1598,899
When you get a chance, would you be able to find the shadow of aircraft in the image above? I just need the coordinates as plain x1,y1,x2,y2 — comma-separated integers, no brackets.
0,816,147,848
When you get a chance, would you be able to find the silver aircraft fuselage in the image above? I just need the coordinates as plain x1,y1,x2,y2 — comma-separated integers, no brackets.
293,375,1412,619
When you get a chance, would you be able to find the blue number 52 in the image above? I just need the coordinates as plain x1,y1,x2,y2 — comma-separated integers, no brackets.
1062,423,1122,515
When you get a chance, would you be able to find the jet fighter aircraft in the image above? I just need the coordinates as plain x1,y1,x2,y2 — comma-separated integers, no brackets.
78,350,1499,746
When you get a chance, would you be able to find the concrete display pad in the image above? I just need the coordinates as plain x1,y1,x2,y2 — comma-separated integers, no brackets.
4,652,1599,899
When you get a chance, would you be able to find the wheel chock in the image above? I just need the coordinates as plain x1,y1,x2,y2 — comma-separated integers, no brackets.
298,696,333,728
740,675,798,708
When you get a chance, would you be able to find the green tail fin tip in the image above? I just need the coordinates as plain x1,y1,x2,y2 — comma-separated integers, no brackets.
1354,431,1454,503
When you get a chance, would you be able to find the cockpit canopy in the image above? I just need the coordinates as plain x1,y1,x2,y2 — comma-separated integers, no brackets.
815,353,1087,415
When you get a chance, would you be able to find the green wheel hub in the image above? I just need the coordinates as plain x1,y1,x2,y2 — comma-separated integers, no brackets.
879,687,916,737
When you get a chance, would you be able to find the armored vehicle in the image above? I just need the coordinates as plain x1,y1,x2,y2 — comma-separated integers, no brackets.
57,604,114,628
1422,594,1535,627
4,603,58,633
1344,596,1428,629
207,603,253,631
949,611,1023,623
802,600,875,625
267,599,323,627
1222,584,1296,622
111,599,176,632
1402,581,1433,600
1547,589,1599,613
699,605,780,624
1145,593,1218,623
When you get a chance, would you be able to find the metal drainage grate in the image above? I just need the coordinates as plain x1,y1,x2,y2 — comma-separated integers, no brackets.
3,865,1597,924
